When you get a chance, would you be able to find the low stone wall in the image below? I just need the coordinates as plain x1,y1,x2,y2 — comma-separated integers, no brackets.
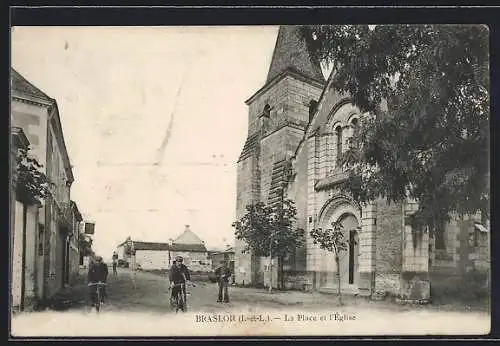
144,269,211,282
283,270,314,291
375,272,400,296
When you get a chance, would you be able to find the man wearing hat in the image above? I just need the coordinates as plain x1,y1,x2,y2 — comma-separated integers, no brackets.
88,255,109,305
215,260,232,303
169,256,191,306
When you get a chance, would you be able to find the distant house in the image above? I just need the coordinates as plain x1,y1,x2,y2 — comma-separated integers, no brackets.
209,246,235,270
115,225,212,272
169,225,211,272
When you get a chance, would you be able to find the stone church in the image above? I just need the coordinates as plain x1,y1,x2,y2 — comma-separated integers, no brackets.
234,26,490,302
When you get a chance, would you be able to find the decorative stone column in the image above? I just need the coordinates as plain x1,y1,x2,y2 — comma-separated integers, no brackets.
399,198,430,303
359,202,377,297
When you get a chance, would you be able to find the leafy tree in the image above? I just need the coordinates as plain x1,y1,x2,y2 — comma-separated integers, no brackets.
310,221,358,305
300,25,489,236
232,199,305,290
16,146,50,204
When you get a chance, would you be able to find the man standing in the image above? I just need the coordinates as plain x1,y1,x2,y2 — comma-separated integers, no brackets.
88,255,109,305
215,260,231,303
112,251,118,276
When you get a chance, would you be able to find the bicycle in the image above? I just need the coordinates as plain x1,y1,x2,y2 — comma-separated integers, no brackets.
88,281,107,313
168,282,196,313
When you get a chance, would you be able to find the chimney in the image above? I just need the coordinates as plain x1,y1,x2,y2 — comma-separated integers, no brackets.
185,224,190,232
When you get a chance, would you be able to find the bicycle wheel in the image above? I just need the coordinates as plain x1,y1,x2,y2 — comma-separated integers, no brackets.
95,289,100,313
177,292,184,313
183,291,187,312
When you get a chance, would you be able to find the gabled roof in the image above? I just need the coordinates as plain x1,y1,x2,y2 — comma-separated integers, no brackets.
266,26,325,85
70,200,83,222
11,67,75,184
11,67,53,102
174,225,205,245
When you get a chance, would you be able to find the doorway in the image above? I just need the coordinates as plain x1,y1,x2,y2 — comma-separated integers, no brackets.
60,228,70,287
338,213,360,287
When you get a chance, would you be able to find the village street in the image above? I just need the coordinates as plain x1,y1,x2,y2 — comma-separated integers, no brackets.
11,267,490,337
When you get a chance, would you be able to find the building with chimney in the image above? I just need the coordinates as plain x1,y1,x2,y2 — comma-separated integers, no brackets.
234,25,490,302
116,225,211,272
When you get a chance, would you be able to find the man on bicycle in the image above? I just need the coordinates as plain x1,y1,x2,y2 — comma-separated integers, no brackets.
88,255,109,305
169,256,191,306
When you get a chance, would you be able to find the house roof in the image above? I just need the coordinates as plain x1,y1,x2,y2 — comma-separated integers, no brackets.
266,26,325,85
116,239,208,252
70,200,83,222
11,68,75,184
170,243,207,253
132,241,170,251
173,225,205,245
11,67,53,102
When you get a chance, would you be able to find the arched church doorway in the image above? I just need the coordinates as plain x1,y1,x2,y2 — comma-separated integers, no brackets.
317,198,360,291
338,213,360,286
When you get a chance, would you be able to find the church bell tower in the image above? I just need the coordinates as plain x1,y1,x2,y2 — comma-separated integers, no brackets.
234,25,325,286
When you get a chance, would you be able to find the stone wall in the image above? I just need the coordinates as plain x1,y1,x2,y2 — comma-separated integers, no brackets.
170,251,212,272
374,198,403,296
12,201,25,310
69,244,80,284
236,71,323,287
136,250,170,270
399,198,430,302
24,205,38,308
235,154,258,285
10,100,49,167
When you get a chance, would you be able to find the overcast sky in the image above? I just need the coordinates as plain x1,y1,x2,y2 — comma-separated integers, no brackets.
11,26,281,258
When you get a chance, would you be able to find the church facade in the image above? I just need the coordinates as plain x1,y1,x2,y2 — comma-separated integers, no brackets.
235,26,490,302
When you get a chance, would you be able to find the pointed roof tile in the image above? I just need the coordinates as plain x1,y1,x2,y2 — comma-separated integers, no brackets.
266,26,324,84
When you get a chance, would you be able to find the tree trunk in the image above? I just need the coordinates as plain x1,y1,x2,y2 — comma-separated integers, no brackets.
278,256,284,290
335,254,342,306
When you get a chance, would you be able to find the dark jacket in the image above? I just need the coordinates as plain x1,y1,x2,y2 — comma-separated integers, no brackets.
215,266,232,283
169,263,191,284
88,261,108,283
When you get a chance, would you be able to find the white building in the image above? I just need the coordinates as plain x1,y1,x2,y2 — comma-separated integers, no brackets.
11,67,81,306
115,225,212,272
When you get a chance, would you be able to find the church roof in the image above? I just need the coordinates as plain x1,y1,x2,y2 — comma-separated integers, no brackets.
266,26,325,84
11,67,53,102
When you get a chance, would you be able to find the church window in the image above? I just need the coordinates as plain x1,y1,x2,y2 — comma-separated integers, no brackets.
351,117,359,139
335,125,343,167
262,104,271,118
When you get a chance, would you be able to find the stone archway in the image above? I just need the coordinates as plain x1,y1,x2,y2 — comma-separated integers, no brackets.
317,197,361,291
